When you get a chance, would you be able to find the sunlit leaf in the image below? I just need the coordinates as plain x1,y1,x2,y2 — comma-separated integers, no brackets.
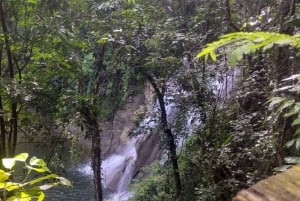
39,183,59,190
274,165,293,172
0,182,21,191
262,43,274,51
197,32,300,66
29,157,50,173
277,100,295,112
14,153,29,162
26,174,58,186
96,37,109,44
57,177,72,187
285,139,295,148
275,39,294,47
3,158,16,170
284,156,300,164
268,97,285,109
292,117,300,126
282,74,300,81
0,169,10,182
284,103,300,117
37,191,45,201
295,139,300,150
210,51,217,61
28,0,38,4
295,128,300,135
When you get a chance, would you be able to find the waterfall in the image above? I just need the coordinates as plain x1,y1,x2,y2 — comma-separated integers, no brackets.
103,138,137,201
78,137,138,201
77,76,204,201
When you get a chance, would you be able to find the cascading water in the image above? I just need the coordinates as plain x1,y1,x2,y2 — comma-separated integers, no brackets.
77,76,204,201
78,137,138,201
103,138,137,201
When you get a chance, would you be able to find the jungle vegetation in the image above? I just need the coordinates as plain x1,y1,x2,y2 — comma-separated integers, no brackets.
0,0,299,200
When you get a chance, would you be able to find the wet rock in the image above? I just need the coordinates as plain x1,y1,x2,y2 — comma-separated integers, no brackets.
135,130,162,172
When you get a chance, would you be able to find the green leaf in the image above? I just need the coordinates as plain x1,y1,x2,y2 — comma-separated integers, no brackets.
229,53,237,67
262,43,274,51
277,99,295,112
274,165,293,172
26,174,58,186
0,169,10,182
57,177,72,187
239,44,252,55
275,39,294,47
268,97,285,109
295,128,300,135
197,32,300,65
222,134,233,145
229,47,244,66
15,153,29,162
210,51,217,61
285,139,295,148
0,182,21,191
3,158,16,170
29,157,50,173
284,156,300,164
292,117,300,126
284,104,300,117
7,189,44,201
296,139,300,150
39,183,59,190
197,47,213,59
28,0,38,4
96,37,108,44
37,191,45,201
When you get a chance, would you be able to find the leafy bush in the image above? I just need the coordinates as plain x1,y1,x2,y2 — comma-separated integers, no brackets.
0,153,71,201
131,163,175,201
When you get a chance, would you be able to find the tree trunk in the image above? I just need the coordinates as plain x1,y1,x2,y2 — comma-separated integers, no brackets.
92,127,103,201
147,75,182,197
224,0,240,31
0,1,18,157
0,45,6,159
276,0,295,83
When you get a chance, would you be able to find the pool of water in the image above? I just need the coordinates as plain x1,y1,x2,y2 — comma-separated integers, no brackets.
45,166,94,201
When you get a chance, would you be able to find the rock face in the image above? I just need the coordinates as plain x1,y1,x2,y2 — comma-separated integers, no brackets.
135,130,162,171
101,84,155,158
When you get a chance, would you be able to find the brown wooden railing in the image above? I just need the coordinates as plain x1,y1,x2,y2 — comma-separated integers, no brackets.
233,165,300,201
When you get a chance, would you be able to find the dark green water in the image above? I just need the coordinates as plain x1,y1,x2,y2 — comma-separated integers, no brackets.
46,167,94,201
16,140,94,201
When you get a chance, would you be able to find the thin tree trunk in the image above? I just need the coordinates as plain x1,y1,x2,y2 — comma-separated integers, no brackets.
224,0,240,31
147,75,182,197
81,104,103,201
0,45,6,159
11,103,17,156
0,1,18,157
92,126,103,201
275,0,295,83
0,95,6,159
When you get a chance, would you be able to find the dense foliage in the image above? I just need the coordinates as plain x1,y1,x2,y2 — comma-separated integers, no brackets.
1,0,300,200
130,0,300,201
